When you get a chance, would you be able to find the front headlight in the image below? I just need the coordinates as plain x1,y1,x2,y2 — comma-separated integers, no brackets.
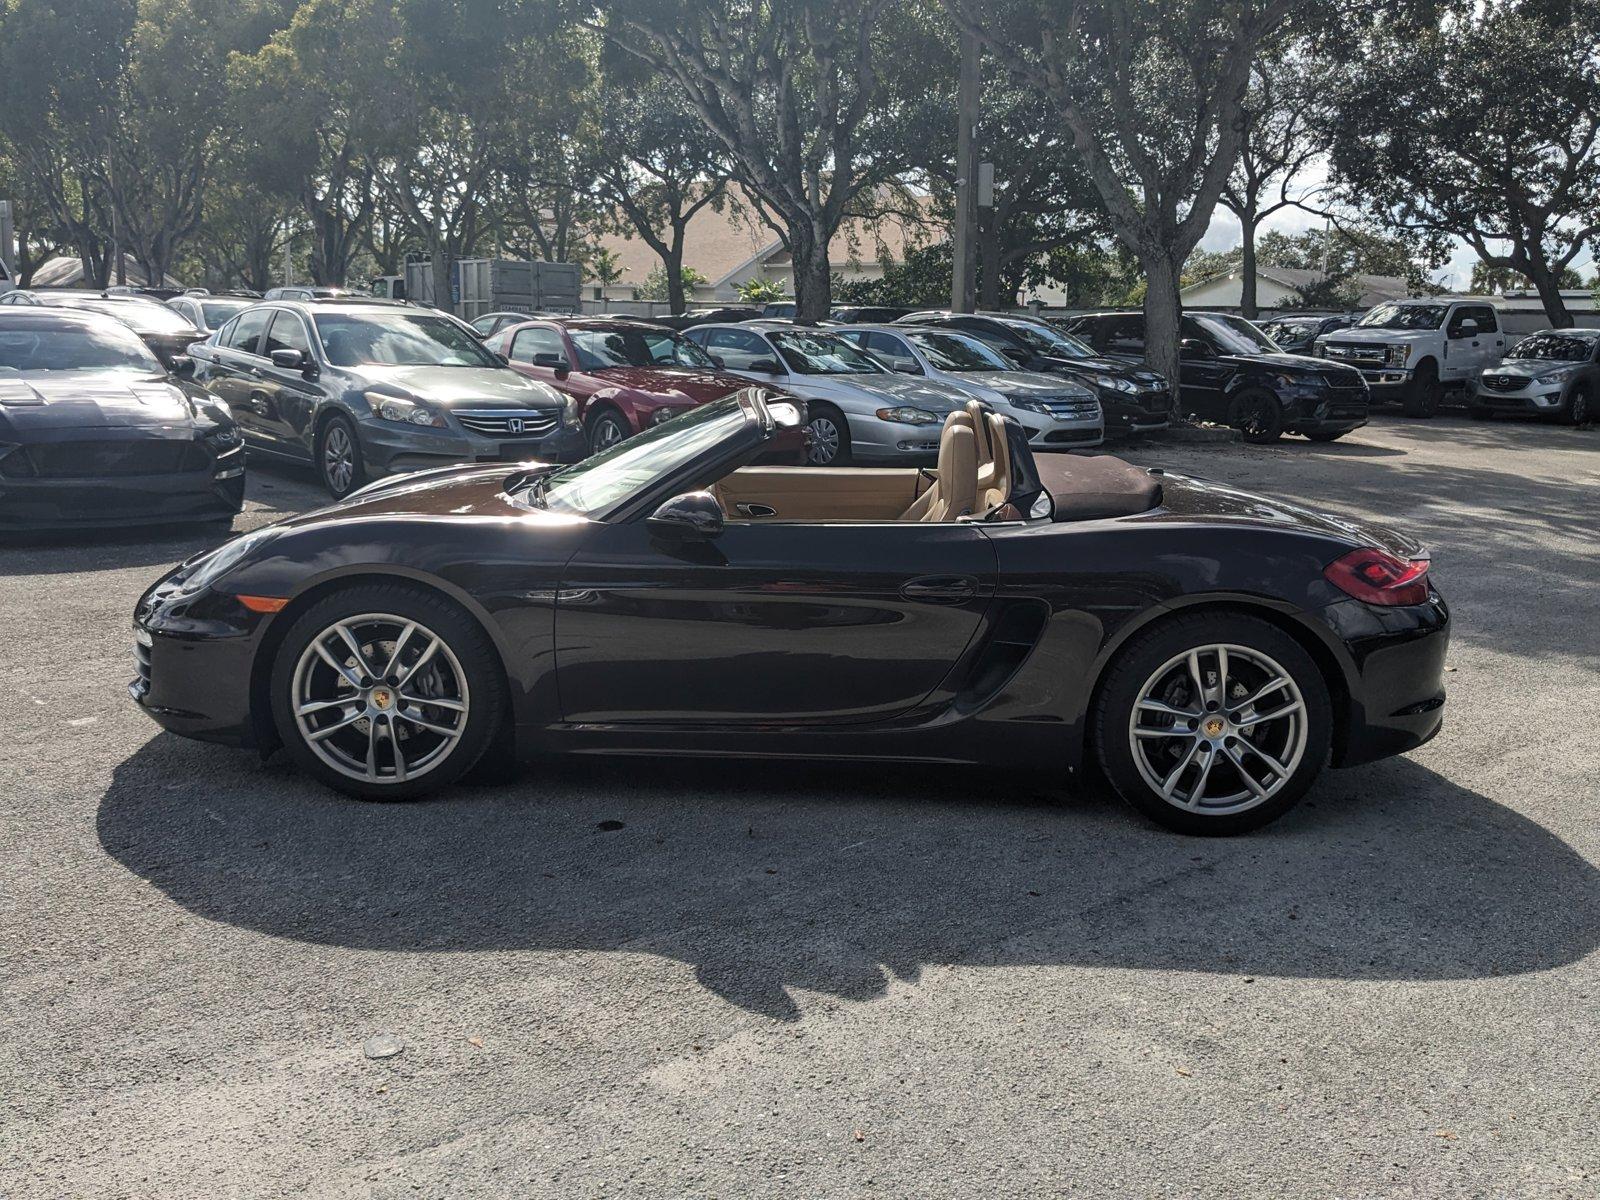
876,406,943,425
1386,344,1409,366
649,405,685,426
560,393,581,427
1537,366,1575,383
170,527,281,598
1092,374,1136,393
363,391,447,428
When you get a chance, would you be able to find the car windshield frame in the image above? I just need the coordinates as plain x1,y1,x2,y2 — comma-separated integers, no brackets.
568,325,717,372
905,330,1013,372
1191,313,1283,355
0,318,164,373
998,318,1097,360
768,331,887,375
1357,302,1448,331
311,311,503,368
522,391,791,521
1506,332,1599,362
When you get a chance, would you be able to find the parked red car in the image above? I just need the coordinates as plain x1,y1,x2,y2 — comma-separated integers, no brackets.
489,317,804,457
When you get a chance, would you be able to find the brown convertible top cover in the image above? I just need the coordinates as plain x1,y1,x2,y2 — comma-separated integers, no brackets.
1035,454,1164,522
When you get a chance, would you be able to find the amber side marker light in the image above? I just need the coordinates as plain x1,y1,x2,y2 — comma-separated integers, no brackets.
236,595,290,614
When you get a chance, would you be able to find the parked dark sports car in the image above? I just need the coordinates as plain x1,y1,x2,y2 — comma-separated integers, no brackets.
0,310,244,529
131,391,1449,835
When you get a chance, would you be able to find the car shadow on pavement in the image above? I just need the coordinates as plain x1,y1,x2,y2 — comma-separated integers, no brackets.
98,737,1599,1021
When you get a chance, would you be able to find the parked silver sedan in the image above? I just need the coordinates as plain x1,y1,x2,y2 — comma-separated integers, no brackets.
836,324,1104,451
683,321,973,465
1470,328,1598,425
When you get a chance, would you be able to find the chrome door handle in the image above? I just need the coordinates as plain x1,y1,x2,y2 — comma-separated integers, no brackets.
735,503,777,518
900,575,979,602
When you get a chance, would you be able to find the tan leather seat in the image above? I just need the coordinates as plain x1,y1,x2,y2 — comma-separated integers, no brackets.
979,412,1011,512
901,410,976,521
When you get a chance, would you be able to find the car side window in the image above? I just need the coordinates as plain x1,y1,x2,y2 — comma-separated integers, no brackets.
703,328,769,369
225,308,272,355
1470,305,1498,333
510,326,568,364
262,311,312,358
1105,316,1146,351
858,331,918,371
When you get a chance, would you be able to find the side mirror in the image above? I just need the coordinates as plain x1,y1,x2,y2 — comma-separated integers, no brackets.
270,348,305,371
532,351,569,377
710,354,726,369
646,491,724,540
1179,338,1215,360
746,357,783,375
892,360,920,374
169,355,196,378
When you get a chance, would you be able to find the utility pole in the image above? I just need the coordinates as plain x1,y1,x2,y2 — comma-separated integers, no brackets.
949,31,980,313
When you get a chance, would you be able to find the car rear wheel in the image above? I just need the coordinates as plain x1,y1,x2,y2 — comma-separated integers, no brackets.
1093,613,1332,835
318,413,365,499
587,407,630,455
270,583,506,801
805,403,852,466
1232,389,1284,443
1403,362,1442,417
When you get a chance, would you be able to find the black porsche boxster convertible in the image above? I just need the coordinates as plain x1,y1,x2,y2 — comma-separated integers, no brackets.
131,390,1448,834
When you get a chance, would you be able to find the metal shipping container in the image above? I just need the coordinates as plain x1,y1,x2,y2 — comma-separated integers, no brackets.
402,258,581,318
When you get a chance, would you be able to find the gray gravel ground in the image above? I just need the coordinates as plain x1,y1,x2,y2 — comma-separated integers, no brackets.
2,412,1596,1198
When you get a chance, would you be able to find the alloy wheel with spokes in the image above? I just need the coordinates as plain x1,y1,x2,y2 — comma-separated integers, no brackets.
271,584,506,800
1128,643,1308,816
291,613,470,784
589,410,628,454
1094,613,1332,834
320,415,363,498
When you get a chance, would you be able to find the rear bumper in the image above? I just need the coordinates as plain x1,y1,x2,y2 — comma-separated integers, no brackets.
1314,593,1451,768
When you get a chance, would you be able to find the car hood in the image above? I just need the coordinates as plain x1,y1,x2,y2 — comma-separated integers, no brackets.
590,365,761,402
1484,359,1583,376
956,370,1094,397
1048,354,1165,384
0,371,204,431
1215,351,1334,374
791,371,971,410
358,365,562,409
1157,472,1425,558
1326,328,1438,344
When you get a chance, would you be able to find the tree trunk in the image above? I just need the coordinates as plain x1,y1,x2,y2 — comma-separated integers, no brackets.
1142,251,1184,416
1525,260,1573,328
1239,214,1259,320
790,221,832,323
664,241,687,314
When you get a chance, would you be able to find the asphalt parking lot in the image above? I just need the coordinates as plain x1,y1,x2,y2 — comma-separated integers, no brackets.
3,412,1596,1198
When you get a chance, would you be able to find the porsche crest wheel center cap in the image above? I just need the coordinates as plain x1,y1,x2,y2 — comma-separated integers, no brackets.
370,688,393,711
1204,716,1226,737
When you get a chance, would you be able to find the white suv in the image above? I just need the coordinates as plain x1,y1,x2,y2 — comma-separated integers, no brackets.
1315,299,1507,417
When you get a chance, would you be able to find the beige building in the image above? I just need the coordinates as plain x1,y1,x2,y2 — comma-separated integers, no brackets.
1180,266,1410,312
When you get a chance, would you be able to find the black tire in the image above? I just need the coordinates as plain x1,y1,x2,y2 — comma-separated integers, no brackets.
1402,362,1442,418
1092,612,1333,836
586,406,631,455
1232,388,1284,444
318,412,366,499
269,582,507,802
1304,429,1348,443
1563,385,1591,427
805,402,852,466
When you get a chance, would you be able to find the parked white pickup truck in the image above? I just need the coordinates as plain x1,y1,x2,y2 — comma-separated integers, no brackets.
1314,299,1507,417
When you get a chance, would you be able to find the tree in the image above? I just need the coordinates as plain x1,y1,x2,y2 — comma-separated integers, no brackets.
590,0,911,322
945,0,1300,391
734,277,788,304
1324,0,1600,326
588,72,731,314
637,265,708,302
1221,43,1329,317
1469,260,1585,296
586,245,625,291
835,241,952,306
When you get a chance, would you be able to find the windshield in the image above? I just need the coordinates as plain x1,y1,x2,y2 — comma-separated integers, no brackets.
1262,319,1318,339
52,297,197,334
1000,319,1095,359
569,326,716,371
1507,332,1597,362
1358,303,1446,331
1190,314,1282,355
907,330,1012,372
200,301,253,328
0,321,162,372
312,312,501,367
769,332,885,375
533,396,753,516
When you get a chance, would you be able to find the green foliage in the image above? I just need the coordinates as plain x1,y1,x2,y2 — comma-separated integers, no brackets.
637,265,707,302
733,278,788,304
1469,261,1585,295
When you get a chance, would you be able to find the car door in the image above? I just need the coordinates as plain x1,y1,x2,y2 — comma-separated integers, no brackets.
207,308,274,446
1468,304,1506,369
554,517,999,725
254,309,322,458
700,327,785,380
1177,316,1232,420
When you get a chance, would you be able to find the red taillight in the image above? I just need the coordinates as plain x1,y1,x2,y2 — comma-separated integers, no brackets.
1324,548,1431,606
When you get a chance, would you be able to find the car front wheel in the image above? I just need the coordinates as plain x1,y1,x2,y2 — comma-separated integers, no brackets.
269,583,507,801
1232,388,1284,443
318,413,366,499
1093,613,1333,835
1563,385,1591,426
587,407,631,455
1403,363,1442,417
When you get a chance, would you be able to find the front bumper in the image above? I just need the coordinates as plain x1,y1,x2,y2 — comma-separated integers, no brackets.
1471,380,1566,413
1282,387,1370,435
359,418,587,475
0,436,245,531
1313,591,1451,768
1100,388,1172,435
130,572,268,746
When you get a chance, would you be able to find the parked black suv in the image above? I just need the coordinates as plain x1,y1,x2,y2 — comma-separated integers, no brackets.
190,301,584,497
895,311,1172,435
1061,311,1369,443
